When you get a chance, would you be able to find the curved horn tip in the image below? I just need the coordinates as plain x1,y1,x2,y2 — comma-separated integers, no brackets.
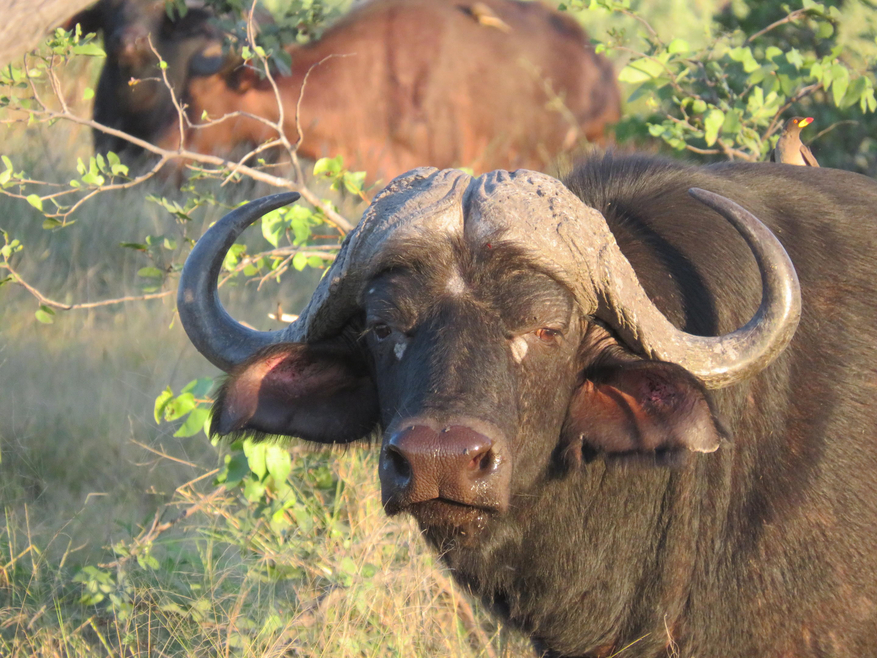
258,191,301,208
176,190,302,373
687,187,721,206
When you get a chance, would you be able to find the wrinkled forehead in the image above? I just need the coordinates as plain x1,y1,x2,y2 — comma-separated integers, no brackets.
350,168,597,290
293,167,607,343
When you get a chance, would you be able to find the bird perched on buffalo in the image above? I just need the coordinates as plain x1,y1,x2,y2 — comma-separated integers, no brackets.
771,116,819,166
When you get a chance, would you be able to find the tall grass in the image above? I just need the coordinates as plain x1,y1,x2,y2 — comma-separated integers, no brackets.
0,68,535,658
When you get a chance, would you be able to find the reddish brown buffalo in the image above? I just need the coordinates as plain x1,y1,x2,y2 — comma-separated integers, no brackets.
161,0,621,181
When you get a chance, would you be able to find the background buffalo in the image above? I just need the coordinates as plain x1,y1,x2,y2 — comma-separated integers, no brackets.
69,0,620,180
65,0,222,161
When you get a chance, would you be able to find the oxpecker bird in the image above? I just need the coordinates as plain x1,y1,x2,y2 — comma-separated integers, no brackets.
771,116,819,166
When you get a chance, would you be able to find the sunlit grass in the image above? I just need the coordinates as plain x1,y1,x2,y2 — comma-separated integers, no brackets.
0,62,532,658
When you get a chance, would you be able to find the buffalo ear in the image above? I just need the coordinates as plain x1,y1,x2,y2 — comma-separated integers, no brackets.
212,341,378,444
561,360,724,465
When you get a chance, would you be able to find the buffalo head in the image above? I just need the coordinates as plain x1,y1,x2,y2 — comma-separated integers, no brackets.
177,168,800,539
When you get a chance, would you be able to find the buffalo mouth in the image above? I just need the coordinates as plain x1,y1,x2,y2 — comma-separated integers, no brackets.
391,498,499,536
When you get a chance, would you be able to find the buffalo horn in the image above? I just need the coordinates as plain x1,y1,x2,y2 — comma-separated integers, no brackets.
593,187,801,388
177,192,301,371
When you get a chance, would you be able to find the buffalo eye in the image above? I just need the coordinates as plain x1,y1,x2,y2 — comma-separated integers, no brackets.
372,323,393,340
534,328,561,343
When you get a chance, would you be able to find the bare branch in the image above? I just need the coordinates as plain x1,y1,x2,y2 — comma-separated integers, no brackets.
745,8,811,45
11,104,355,233
1,259,175,310
97,484,226,571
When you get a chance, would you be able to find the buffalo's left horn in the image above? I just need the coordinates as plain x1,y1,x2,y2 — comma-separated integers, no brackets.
596,188,801,389
177,192,300,371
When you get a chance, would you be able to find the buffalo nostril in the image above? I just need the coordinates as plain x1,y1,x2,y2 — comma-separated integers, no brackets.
465,446,496,476
385,444,412,485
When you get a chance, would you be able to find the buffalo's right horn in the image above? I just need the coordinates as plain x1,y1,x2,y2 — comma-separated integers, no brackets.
177,192,300,371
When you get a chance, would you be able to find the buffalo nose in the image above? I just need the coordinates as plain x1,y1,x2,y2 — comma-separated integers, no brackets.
380,423,503,512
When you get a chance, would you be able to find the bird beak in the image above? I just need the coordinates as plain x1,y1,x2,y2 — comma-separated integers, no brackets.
798,117,814,128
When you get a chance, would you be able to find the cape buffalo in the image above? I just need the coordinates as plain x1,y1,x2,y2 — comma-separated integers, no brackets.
159,0,621,181
177,153,877,656
66,0,221,162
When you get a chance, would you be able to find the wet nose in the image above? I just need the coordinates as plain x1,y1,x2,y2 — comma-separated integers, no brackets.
380,423,504,512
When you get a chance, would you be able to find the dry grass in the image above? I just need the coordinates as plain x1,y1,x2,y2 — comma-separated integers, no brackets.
0,76,535,657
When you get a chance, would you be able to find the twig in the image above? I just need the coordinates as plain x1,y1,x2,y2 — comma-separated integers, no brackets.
130,439,199,468
98,486,227,570
13,106,355,234
745,8,812,45
684,145,721,155
812,119,857,142
1,259,174,310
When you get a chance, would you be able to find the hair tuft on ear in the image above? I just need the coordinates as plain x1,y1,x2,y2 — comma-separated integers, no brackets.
561,360,726,467
211,341,379,445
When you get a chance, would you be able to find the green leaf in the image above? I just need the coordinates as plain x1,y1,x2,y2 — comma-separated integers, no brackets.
222,243,246,271
154,387,174,423
163,393,196,421
313,155,343,177
764,46,783,62
243,441,268,480
721,109,741,135
137,266,163,278
667,38,689,55
217,451,249,488
83,87,94,100
41,218,62,230
728,47,758,73
830,64,849,107
786,49,804,70
816,20,834,39
261,209,286,248
343,171,366,195
81,170,105,186
174,407,211,437
35,305,55,324
265,445,292,484
106,151,128,176
72,42,106,57
26,195,43,212
703,108,725,146
243,476,267,502
120,242,147,251
289,206,313,245
292,252,308,271
618,58,664,84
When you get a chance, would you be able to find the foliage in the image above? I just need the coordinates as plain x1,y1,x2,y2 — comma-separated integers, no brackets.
574,0,877,171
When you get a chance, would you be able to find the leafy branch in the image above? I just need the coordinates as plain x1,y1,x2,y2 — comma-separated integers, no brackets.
581,0,877,161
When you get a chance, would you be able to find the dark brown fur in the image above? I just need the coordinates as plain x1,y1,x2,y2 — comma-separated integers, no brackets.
211,154,877,656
